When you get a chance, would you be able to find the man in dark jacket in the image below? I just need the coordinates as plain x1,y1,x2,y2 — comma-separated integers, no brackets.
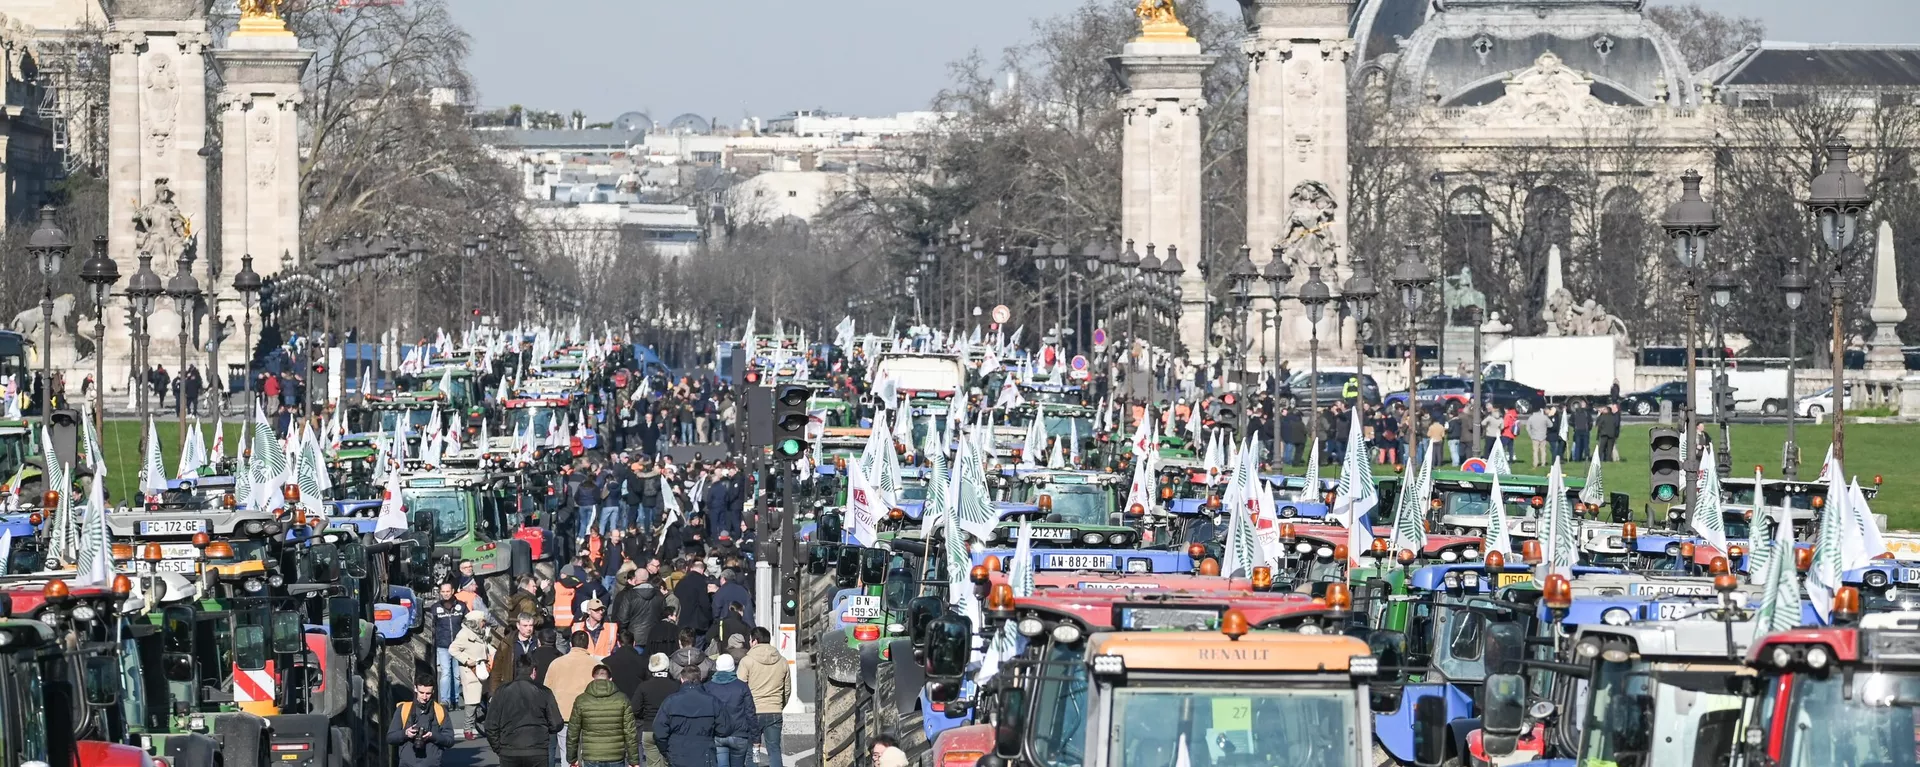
567,665,640,767
633,653,682,767
710,570,752,629
612,565,668,650
1595,403,1622,463
672,559,716,646
527,629,565,685
603,629,649,701
646,605,683,660
701,655,759,767
654,667,736,767
484,661,563,767
429,582,467,706
701,470,735,534
1568,400,1594,462
388,681,457,767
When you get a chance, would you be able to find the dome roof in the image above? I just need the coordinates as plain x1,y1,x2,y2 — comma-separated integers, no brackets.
1367,0,1693,106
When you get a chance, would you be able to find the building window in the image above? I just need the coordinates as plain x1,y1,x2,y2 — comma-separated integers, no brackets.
1472,35,1494,58
788,190,798,198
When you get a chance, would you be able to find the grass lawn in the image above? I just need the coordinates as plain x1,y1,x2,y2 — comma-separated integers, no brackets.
90,418,1920,530
1390,423,1920,530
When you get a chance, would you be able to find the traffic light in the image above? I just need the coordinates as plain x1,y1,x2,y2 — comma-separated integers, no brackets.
313,360,329,376
1208,393,1243,434
1649,427,1683,503
771,384,811,460
745,386,773,450
781,573,799,621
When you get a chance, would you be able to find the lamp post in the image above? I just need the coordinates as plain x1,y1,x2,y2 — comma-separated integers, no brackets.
127,254,164,428
1264,249,1295,459
78,236,119,429
166,254,202,439
1162,246,1186,366
1230,248,1259,387
1661,168,1720,505
1119,242,1141,353
1392,244,1436,468
1343,252,1379,403
1779,255,1809,478
1705,266,1738,473
1800,137,1874,462
233,255,262,415
1139,246,1162,354
25,206,69,421
1298,265,1333,460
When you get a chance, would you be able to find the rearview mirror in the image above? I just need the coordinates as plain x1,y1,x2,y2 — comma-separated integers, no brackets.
1369,684,1404,714
807,544,830,575
923,610,973,679
272,611,305,655
328,596,359,655
163,652,197,683
860,546,888,585
1480,672,1527,758
341,541,369,578
1484,621,1524,676
83,655,121,706
307,543,340,584
906,595,945,647
816,512,844,544
1412,696,1448,767
833,547,860,589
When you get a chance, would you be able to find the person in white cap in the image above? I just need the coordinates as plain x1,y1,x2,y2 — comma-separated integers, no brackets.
634,653,682,767
698,655,759,767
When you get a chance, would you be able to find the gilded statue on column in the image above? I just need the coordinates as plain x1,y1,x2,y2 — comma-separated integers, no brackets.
235,0,293,36
1134,0,1193,42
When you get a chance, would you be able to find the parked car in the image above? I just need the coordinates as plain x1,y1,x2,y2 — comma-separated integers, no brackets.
1475,378,1548,414
1797,385,1851,419
1383,376,1474,407
1284,371,1381,406
1619,381,1689,416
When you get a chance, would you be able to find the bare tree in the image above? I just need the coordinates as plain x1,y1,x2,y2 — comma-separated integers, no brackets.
1646,3,1766,70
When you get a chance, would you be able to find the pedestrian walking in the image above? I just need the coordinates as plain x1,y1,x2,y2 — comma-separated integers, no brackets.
737,628,790,767
1525,408,1550,467
1570,400,1593,462
604,629,649,702
669,629,714,683
672,560,716,647
654,667,738,767
485,660,564,767
633,654,682,767
547,631,601,767
1596,403,1621,463
567,665,641,767
700,656,758,767
449,611,495,711
388,682,456,767
430,582,469,707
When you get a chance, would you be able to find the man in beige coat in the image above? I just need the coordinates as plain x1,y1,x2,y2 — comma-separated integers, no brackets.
736,627,791,767
543,631,600,767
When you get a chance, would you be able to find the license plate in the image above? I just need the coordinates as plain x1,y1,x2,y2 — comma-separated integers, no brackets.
847,596,881,620
1042,554,1116,571
134,559,198,574
1653,602,1694,621
1630,582,1716,597
1026,527,1074,541
137,519,207,535
1902,568,1920,583
1495,573,1532,587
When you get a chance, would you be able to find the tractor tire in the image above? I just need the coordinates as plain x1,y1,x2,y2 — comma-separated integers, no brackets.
817,677,862,767
483,573,514,624
875,660,929,762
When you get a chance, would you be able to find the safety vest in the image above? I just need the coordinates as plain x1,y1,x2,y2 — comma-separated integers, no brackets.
1342,378,1360,400
552,582,577,629
580,621,619,657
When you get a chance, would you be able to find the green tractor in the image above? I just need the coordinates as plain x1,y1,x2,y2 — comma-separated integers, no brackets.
401,469,539,619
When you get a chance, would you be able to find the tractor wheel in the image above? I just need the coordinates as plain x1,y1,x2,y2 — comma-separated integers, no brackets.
817,677,861,767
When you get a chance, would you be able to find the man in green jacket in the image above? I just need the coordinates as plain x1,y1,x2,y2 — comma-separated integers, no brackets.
567,665,640,767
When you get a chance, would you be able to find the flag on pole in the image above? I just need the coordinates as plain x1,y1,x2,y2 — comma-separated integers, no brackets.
80,405,105,476
1578,446,1605,507
0,529,11,575
1334,408,1378,568
1537,460,1578,584
178,421,208,479
1222,447,1262,577
955,439,998,542
1487,439,1512,476
1689,443,1728,554
1752,481,1803,638
141,419,169,498
1294,439,1322,503
1009,519,1036,597
1390,441,1433,555
76,467,113,585
845,462,882,546
373,471,408,541
1806,452,1847,624
1485,471,1512,557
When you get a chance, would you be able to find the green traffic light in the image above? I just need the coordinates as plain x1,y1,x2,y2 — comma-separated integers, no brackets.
1654,486,1676,502
775,438,805,458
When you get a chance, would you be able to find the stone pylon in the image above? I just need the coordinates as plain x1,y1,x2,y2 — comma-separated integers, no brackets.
1240,0,1355,359
106,0,211,394
1866,220,1907,378
1111,7,1215,363
213,14,314,294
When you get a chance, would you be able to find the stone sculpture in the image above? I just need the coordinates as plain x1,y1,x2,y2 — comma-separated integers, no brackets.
9,294,76,337
1284,180,1338,268
133,178,191,259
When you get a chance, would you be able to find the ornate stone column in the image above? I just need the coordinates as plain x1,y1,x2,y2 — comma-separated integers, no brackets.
106,0,211,397
213,17,314,286
1866,220,1908,379
1240,0,1354,358
1111,4,1214,362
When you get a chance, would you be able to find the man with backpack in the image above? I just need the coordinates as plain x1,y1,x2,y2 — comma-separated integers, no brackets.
388,681,456,767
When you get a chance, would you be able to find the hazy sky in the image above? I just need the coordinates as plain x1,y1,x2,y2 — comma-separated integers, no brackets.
449,0,1920,122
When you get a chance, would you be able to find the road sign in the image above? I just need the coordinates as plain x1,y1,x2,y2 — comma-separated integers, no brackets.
1092,328,1108,347
992,305,1011,324
1462,458,1488,473
1071,355,1088,371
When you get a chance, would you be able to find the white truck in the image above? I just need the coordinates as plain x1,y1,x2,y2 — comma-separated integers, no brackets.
1482,336,1635,398
1692,367,1792,415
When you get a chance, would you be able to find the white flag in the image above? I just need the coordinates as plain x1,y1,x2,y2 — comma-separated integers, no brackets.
141,419,169,497
1485,471,1512,557
178,421,208,479
846,462,883,547
373,471,408,541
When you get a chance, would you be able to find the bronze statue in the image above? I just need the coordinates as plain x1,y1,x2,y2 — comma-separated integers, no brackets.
238,0,285,19
1136,0,1180,25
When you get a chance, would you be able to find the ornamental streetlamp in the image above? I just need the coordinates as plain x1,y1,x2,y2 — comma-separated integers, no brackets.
25,206,69,421
1230,247,1260,387
233,254,262,415
166,253,202,437
1779,256,1809,479
77,236,119,429
1343,251,1380,407
1392,244,1435,467
1139,245,1162,355
1298,264,1334,456
1800,137,1874,461
1662,168,1719,504
1161,246,1186,365
1264,249,1295,460
127,254,164,427
1705,266,1739,473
